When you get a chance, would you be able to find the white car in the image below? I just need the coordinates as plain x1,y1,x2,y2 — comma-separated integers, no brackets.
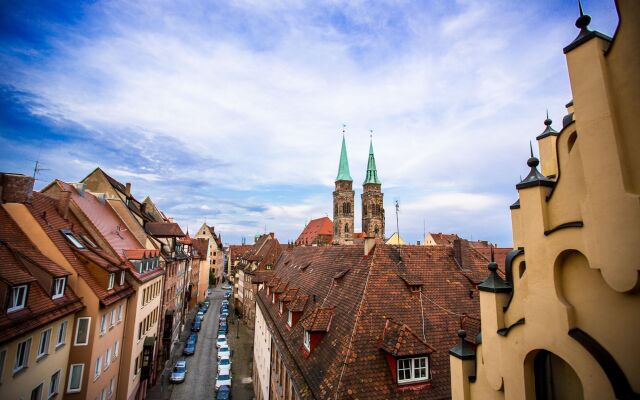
217,357,232,368
217,347,230,359
217,333,226,341
215,373,232,390
218,364,231,376
216,337,228,348
170,360,187,383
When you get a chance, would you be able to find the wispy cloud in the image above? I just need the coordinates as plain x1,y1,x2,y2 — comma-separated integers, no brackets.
0,0,619,245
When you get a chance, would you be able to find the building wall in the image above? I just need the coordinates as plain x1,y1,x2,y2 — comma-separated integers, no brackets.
361,183,384,239
236,269,245,316
197,258,209,303
0,315,75,400
118,276,163,400
253,304,272,400
450,4,640,399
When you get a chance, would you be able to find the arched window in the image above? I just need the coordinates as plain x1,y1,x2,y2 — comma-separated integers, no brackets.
345,223,349,233
533,350,583,400
568,132,578,153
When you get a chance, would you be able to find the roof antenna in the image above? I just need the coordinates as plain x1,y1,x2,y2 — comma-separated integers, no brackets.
32,160,50,181
395,200,400,245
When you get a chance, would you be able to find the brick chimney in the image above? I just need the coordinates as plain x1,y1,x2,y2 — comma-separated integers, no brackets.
1,173,34,204
125,182,131,197
364,237,376,257
453,239,463,268
57,190,71,220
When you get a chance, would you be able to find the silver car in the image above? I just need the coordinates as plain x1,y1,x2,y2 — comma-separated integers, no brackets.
170,360,187,383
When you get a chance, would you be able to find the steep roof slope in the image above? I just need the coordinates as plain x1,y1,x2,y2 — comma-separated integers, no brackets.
295,217,333,245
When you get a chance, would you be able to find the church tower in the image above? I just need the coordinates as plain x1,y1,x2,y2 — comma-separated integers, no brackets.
362,138,385,238
333,134,354,244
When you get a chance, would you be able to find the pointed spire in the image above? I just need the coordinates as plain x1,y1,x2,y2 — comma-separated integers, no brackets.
537,110,559,139
363,135,381,185
564,0,610,54
516,142,555,190
576,0,591,30
335,130,353,182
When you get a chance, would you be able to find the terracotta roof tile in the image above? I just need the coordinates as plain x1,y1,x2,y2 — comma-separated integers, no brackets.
295,217,333,245
145,222,185,237
300,306,334,332
379,318,436,357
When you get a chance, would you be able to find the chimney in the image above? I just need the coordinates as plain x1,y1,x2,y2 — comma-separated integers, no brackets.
1,173,34,204
453,239,462,268
364,237,376,257
125,182,131,197
57,190,71,220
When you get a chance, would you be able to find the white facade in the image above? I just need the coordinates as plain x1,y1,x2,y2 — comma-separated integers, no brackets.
253,304,271,400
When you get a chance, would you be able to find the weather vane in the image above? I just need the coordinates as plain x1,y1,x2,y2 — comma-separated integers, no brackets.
342,123,346,135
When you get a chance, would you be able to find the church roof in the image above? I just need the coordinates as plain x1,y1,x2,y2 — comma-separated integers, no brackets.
363,138,381,185
295,217,333,245
335,135,352,182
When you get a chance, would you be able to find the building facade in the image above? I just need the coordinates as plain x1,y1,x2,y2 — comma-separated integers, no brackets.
194,224,224,285
449,2,640,399
362,139,385,239
333,134,355,244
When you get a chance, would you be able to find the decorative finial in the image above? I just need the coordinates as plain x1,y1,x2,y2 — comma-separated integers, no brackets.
529,141,534,158
369,129,373,139
576,0,591,30
545,110,552,126
457,329,467,339
527,142,540,168
490,244,495,262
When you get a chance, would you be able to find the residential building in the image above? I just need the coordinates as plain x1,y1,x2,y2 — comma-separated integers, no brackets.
0,178,85,400
192,238,211,304
194,224,224,285
449,2,640,398
385,232,406,245
294,217,333,246
253,239,489,399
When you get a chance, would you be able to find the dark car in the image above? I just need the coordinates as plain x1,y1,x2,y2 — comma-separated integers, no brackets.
183,337,197,356
191,319,201,332
188,332,198,343
216,385,231,399
218,326,228,335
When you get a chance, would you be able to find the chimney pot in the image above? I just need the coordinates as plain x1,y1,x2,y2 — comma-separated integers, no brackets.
57,190,71,220
1,173,34,204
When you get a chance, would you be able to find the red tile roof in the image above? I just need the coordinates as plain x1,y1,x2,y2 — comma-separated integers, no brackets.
300,306,334,332
229,244,252,262
428,232,461,245
242,234,282,271
295,217,333,245
191,238,209,260
145,222,185,237
256,243,488,399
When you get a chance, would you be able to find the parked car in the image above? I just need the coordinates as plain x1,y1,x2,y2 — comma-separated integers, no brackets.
217,347,230,359
197,310,205,319
183,338,196,356
218,326,228,335
170,360,187,383
224,292,231,299
191,319,201,332
218,362,231,376
216,337,228,348
221,300,229,306
222,284,232,290
216,385,231,400
188,332,198,343
218,357,232,368
215,373,232,390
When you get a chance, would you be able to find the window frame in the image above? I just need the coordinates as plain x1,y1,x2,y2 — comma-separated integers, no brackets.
48,369,60,399
107,273,115,290
279,301,283,314
303,330,311,351
31,382,43,400
67,364,84,393
61,230,85,249
287,310,293,327
100,314,107,336
52,278,66,300
396,356,430,384
74,317,91,346
56,321,67,349
105,347,111,370
113,340,119,359
8,284,28,313
37,328,52,360
120,271,126,285
14,337,32,373
117,304,123,322
94,355,102,381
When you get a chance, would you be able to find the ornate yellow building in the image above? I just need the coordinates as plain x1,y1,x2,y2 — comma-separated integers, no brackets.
449,1,640,399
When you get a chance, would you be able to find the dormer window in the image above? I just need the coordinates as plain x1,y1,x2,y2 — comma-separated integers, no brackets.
287,310,293,327
61,230,85,249
397,356,429,384
279,301,283,314
303,330,311,351
272,293,275,304
8,284,28,312
120,271,126,285
108,273,115,290
53,278,66,299
266,287,270,296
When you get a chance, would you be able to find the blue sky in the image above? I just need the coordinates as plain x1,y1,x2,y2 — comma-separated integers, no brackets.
0,0,619,246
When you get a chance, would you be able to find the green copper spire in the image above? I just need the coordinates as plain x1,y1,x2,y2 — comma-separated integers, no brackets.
335,134,353,182
363,138,381,185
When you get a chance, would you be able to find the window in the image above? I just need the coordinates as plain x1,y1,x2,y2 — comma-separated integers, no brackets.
108,377,115,398
37,329,51,360
82,235,97,248
110,309,115,328
397,356,429,384
107,273,115,290
138,322,143,340
134,356,139,375
8,285,28,312
120,271,126,285
117,304,123,322
303,330,311,351
279,301,283,314
74,317,90,346
113,340,119,359
287,310,293,327
272,293,275,304
105,348,111,370
56,321,67,348
49,370,60,399
67,364,84,393
14,338,31,373
61,230,84,249
31,383,43,400
101,387,107,400
94,356,102,380
52,278,66,299
100,314,107,336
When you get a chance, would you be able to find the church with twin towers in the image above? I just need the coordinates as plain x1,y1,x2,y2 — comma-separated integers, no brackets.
333,134,385,244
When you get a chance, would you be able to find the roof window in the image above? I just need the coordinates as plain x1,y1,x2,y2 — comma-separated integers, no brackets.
397,356,430,384
61,230,85,249
8,284,28,312
53,277,66,299
82,235,98,248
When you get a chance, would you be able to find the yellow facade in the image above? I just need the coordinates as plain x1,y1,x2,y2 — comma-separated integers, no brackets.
450,2,640,399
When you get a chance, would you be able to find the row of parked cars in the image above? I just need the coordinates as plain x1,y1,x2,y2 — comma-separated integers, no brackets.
215,288,233,399
169,299,211,383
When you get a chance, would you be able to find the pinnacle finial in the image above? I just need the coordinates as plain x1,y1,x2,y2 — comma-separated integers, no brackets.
544,110,552,126
576,0,591,29
527,142,540,168
529,141,534,158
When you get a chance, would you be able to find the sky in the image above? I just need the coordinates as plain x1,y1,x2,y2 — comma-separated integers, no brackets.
0,0,619,246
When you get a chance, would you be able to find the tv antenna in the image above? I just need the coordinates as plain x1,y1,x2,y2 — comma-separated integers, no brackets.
32,160,50,181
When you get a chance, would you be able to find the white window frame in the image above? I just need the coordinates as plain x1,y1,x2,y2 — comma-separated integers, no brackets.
110,309,115,328
396,356,429,384
74,317,91,346
67,364,84,393
94,356,102,381
120,271,126,285
303,330,311,351
287,310,293,327
117,304,123,322
8,284,28,312
56,321,67,348
272,293,275,304
107,273,115,290
113,340,119,359
100,387,107,400
108,377,115,398
48,369,60,399
52,278,66,299
37,328,52,360
14,337,31,373
105,347,111,370
100,314,107,336
62,231,85,249
279,301,283,314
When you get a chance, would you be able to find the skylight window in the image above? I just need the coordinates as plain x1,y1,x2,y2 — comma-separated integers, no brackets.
53,278,66,299
61,230,85,249
82,235,98,248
